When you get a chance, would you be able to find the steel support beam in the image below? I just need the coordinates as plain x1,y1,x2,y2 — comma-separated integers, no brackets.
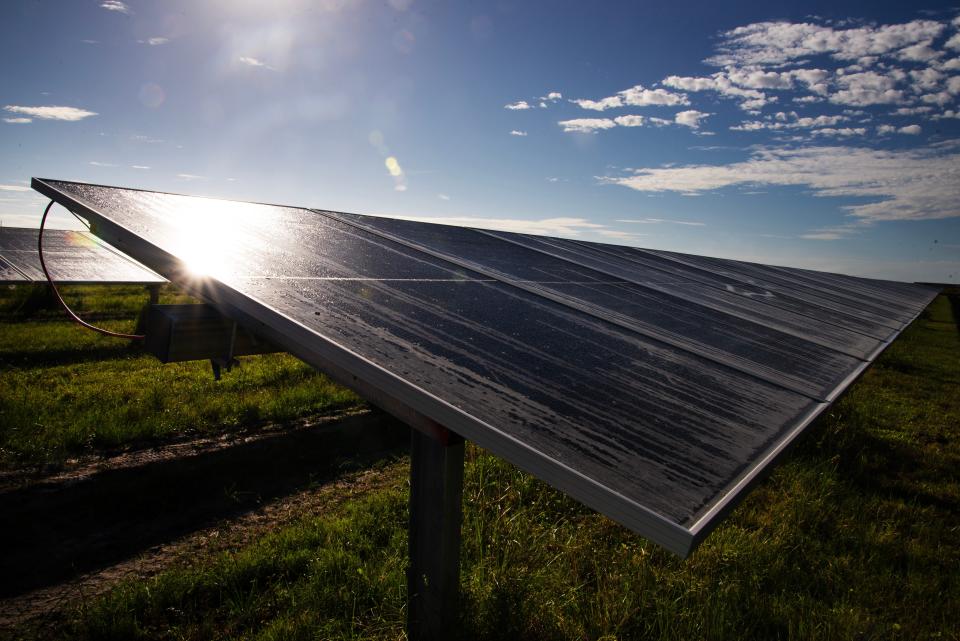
407,428,464,640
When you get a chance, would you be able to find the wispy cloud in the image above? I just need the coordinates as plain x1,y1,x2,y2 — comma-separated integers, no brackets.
674,109,711,128
238,56,274,70
603,144,960,222
3,117,31,124
4,105,97,121
706,19,946,67
131,165,150,170
559,111,710,133
177,173,206,180
393,215,607,237
88,161,116,167
505,100,532,110
558,118,617,133
539,91,563,107
616,218,706,226
437,193,450,201
510,130,528,136
0,184,32,192
139,37,169,46
100,0,131,15
878,123,923,134
571,84,689,111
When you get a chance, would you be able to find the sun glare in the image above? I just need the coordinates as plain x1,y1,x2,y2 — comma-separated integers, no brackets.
162,197,269,280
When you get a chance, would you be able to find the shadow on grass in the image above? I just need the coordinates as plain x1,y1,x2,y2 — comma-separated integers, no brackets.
0,344,143,369
0,412,409,599
949,293,960,340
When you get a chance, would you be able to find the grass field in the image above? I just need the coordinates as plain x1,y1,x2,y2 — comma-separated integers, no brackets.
2,286,958,640
0,284,361,467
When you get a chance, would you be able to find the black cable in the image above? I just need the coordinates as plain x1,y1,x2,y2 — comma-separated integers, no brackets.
38,199,145,341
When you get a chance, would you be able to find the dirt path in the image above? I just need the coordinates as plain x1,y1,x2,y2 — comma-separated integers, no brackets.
0,409,410,633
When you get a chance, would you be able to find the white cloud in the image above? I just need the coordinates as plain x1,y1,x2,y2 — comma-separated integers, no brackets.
893,105,933,115
437,194,450,200
0,184,32,192
505,100,532,110
725,67,795,89
88,161,116,167
898,40,942,62
809,127,867,137
898,124,922,134
674,109,710,128
239,56,273,70
619,85,689,106
921,91,953,105
570,96,624,111
931,109,960,119
140,37,169,46
706,19,946,67
509,130,528,136
4,105,97,121
829,71,905,106
948,76,960,94
558,118,616,133
877,124,897,134
394,215,607,237
540,91,562,102
909,68,946,92
616,218,706,226
801,231,846,240
613,115,645,127
730,112,849,132
945,33,960,51
790,68,831,94
571,84,688,111
662,73,769,110
100,0,131,14
3,117,31,124
177,173,206,180
595,230,648,241
602,144,960,222
131,165,150,169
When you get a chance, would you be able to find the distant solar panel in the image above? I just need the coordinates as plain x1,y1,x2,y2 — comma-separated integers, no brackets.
31,178,938,556
0,226,164,285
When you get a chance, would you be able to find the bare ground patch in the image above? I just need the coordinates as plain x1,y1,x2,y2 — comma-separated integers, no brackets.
0,409,410,634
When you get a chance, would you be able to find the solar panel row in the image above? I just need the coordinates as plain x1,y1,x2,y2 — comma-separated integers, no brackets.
0,226,164,285
31,178,938,556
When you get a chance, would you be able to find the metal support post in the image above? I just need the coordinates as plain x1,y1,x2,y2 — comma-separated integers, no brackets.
147,283,160,305
407,427,465,641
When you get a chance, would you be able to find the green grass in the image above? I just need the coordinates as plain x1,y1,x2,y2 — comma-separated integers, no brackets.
0,284,362,466
21,293,958,640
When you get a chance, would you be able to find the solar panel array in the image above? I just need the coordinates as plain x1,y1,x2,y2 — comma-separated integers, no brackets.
32,178,938,556
0,226,164,285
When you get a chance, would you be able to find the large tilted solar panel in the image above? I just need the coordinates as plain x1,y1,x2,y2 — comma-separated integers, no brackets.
31,178,939,556
0,226,164,285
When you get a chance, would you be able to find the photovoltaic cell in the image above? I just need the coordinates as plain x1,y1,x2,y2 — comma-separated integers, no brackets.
320,211,863,400
634,247,920,325
0,226,164,284
30,178,939,556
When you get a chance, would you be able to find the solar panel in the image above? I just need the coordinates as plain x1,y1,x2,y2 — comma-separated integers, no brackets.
31,178,938,556
0,226,164,285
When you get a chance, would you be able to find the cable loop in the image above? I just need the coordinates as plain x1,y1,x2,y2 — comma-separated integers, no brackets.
38,199,145,341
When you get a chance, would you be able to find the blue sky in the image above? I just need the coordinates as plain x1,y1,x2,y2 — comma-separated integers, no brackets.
2,1,959,282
